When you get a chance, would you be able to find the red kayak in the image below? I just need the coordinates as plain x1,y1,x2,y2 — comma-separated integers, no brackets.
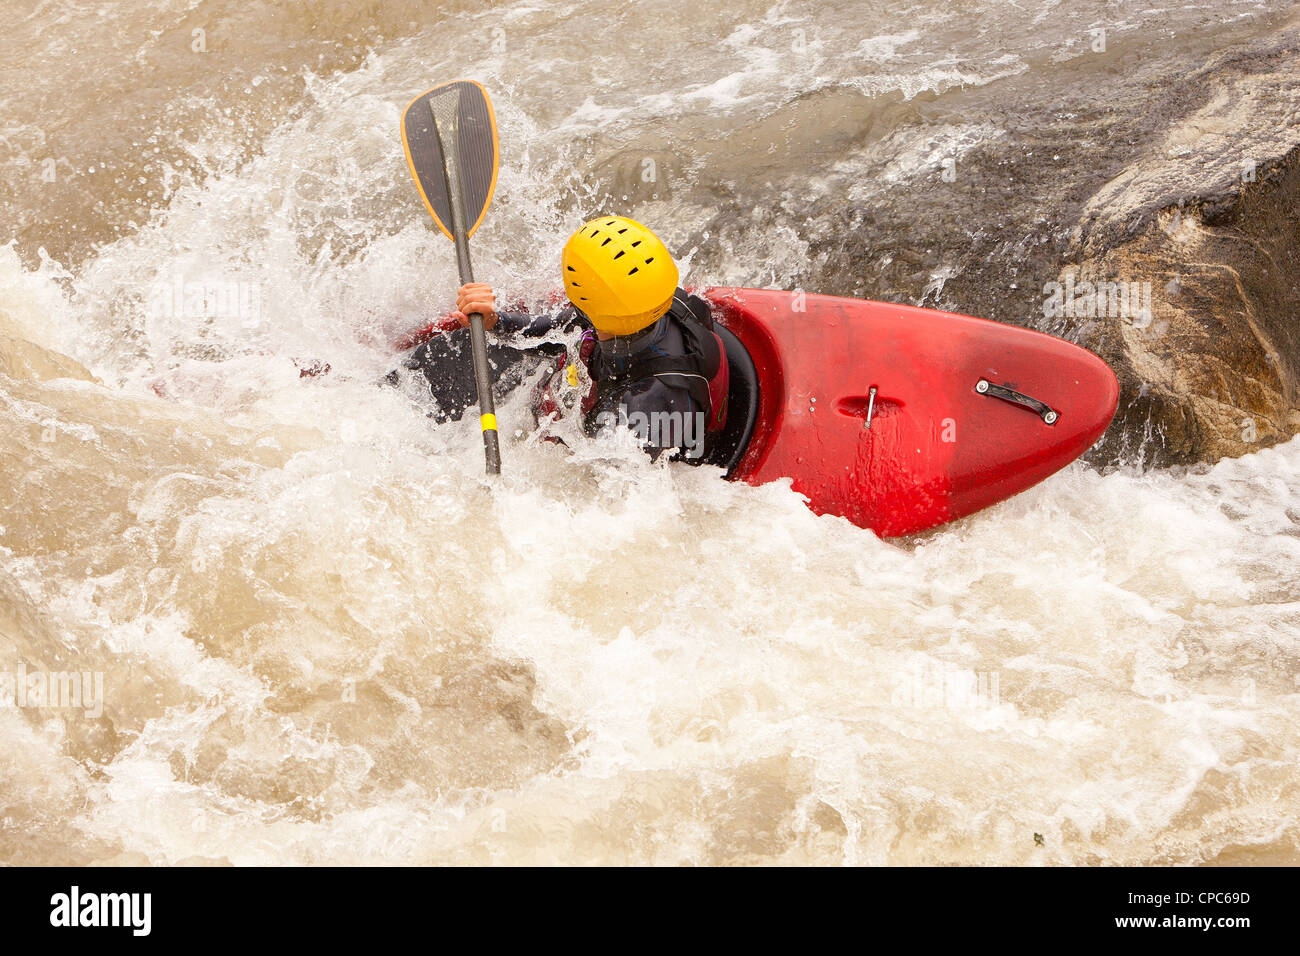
395,287,1119,537
706,288,1118,536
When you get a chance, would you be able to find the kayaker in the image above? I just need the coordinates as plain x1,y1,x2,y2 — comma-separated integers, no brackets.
398,216,729,459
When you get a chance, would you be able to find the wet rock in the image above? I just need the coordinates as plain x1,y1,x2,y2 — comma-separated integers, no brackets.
1065,56,1300,465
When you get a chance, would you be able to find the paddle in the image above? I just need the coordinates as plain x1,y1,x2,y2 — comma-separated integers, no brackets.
401,79,502,474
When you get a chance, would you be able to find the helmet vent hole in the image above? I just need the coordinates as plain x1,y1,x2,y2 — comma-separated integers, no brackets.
645,257,654,263
580,297,588,301
601,237,611,246
613,251,624,259
628,267,639,275
571,281,580,287
566,265,576,272
631,240,642,247
618,228,628,234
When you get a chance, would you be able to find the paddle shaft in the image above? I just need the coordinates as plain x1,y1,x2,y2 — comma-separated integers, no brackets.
430,101,501,474
456,251,501,475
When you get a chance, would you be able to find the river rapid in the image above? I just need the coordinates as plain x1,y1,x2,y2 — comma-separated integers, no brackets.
0,0,1297,865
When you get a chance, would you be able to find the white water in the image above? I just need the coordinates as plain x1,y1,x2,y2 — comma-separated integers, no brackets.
1,0,1297,865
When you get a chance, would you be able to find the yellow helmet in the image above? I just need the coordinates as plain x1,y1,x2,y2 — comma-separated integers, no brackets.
562,216,679,335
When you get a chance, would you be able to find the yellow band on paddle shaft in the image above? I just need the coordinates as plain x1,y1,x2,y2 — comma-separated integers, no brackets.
480,413,498,432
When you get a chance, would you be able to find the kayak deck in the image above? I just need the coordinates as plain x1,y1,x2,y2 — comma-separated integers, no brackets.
705,287,1119,537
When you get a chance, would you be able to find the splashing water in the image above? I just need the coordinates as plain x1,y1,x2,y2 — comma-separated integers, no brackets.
0,0,1296,865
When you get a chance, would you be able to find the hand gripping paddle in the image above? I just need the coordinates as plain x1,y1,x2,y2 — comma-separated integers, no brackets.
401,79,502,474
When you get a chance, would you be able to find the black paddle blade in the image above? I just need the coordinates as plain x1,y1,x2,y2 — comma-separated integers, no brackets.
401,80,499,242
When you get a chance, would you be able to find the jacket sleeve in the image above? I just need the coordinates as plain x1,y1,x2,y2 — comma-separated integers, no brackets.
494,304,586,338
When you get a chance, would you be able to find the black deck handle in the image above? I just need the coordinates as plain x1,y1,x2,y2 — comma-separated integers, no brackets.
975,379,1059,425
